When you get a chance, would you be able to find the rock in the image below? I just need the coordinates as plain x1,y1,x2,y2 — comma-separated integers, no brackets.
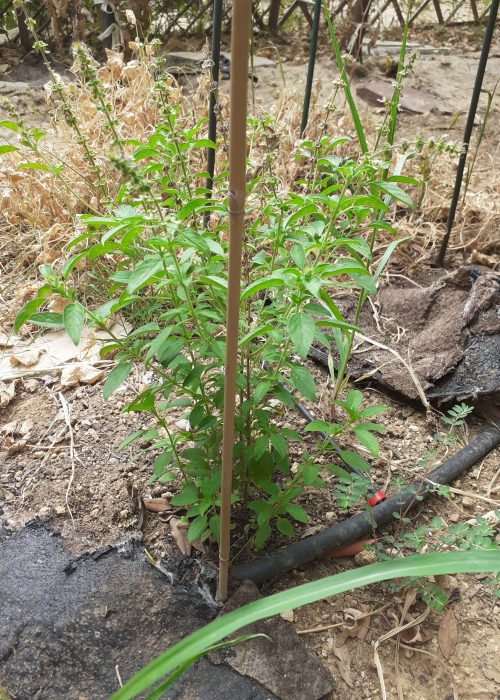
357,80,439,114
461,496,476,509
175,418,191,431
54,505,66,517
23,378,39,393
0,381,16,408
210,582,335,699
38,506,52,518
0,80,29,94
354,549,377,566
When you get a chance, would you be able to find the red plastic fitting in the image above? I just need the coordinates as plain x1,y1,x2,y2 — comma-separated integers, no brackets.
367,491,386,506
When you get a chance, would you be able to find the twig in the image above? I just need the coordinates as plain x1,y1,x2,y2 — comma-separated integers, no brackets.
297,601,392,634
115,665,123,688
353,332,430,412
486,466,500,500
58,391,76,528
374,606,430,700
424,478,500,508
20,424,68,504
389,639,458,700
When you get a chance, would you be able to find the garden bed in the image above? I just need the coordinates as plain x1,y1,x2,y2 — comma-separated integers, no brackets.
1,20,500,700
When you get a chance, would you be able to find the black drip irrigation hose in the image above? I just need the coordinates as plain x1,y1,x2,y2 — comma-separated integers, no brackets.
436,0,499,266
233,425,500,584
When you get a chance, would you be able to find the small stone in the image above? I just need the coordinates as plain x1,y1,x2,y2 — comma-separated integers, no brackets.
325,512,335,522
461,496,476,509
354,549,377,566
449,511,460,522
23,378,39,393
55,505,66,516
279,609,294,622
38,506,51,517
175,419,190,431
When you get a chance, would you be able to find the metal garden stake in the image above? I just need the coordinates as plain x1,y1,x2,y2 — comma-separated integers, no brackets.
300,0,322,135
205,0,223,227
437,0,499,265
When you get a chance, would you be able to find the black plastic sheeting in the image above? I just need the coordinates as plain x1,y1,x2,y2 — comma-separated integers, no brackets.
0,522,276,700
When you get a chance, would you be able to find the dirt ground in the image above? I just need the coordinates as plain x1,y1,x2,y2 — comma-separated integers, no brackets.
1,22,500,700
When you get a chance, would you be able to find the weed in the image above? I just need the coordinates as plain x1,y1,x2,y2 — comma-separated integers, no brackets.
11,23,418,550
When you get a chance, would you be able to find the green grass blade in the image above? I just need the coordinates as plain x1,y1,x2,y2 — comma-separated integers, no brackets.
111,551,500,699
322,0,368,154
145,635,266,699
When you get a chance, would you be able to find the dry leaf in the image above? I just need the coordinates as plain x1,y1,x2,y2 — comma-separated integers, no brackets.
191,537,205,554
336,605,372,646
0,333,14,348
0,381,16,408
400,626,424,645
60,364,105,388
356,604,371,641
438,607,458,659
5,438,27,454
471,249,500,267
333,640,354,688
47,297,70,313
10,348,43,367
143,497,172,513
1,419,33,436
170,516,191,556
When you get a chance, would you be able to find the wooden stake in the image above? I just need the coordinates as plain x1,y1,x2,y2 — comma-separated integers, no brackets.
217,0,251,602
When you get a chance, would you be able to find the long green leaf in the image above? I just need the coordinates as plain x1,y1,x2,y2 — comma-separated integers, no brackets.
111,551,500,699
240,276,284,303
373,237,412,281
